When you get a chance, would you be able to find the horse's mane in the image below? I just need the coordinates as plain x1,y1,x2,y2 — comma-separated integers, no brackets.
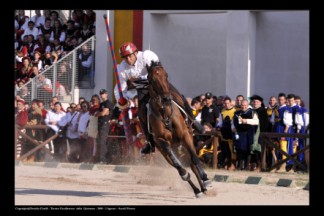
147,60,163,72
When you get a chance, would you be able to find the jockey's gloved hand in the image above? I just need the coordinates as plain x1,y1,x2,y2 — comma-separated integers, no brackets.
117,97,129,110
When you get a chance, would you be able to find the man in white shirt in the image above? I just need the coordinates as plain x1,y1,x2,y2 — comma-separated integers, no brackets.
21,21,39,41
31,10,45,28
44,102,66,161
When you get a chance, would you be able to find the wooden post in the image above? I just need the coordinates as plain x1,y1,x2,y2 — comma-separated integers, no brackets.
261,137,267,171
212,136,219,169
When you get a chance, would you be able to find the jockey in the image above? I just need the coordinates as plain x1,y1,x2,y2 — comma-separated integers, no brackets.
114,42,204,154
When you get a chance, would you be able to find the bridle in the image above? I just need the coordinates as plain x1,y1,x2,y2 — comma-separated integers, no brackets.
148,66,174,130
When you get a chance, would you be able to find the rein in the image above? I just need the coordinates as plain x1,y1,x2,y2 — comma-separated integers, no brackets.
148,66,174,131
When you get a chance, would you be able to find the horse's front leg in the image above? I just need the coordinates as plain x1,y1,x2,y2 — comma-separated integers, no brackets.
155,137,202,197
182,131,211,193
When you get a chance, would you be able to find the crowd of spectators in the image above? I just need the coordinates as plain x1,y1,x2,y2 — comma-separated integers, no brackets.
190,92,309,173
15,90,144,164
14,10,96,87
15,89,309,174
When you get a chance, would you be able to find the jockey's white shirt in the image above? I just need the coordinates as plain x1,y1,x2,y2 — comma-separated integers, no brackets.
114,50,159,101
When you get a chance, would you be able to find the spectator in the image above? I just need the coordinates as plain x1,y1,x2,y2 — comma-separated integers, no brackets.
66,19,80,40
78,45,93,81
216,95,224,112
36,74,52,89
86,10,96,27
21,21,38,41
34,34,51,56
15,10,29,37
43,10,51,19
26,34,36,57
87,94,100,163
44,101,66,161
32,51,43,70
31,10,45,29
249,94,269,172
96,89,114,163
51,37,64,57
197,123,214,167
201,92,219,128
43,52,53,69
77,101,90,162
17,35,29,55
17,57,32,83
286,94,299,172
191,97,202,123
55,82,67,97
62,103,79,163
15,98,28,159
79,23,93,43
16,99,28,127
23,99,43,162
235,95,244,110
57,63,71,94
49,11,64,27
38,18,52,42
15,80,25,92
219,96,236,170
294,95,309,167
37,99,47,121
64,36,78,52
50,19,66,43
36,74,52,99
51,51,58,64
79,97,86,105
72,9,90,29
30,65,40,79
232,99,255,170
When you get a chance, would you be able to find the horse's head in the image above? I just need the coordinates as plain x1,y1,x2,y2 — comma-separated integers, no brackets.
146,61,172,103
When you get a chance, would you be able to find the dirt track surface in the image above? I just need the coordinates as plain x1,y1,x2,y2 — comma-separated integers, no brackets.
15,163,309,206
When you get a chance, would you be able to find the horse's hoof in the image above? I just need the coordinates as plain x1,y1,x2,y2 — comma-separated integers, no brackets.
203,179,212,187
195,192,204,198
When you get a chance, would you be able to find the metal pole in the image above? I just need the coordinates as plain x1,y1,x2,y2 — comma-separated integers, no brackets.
91,37,95,87
53,64,57,98
71,49,76,102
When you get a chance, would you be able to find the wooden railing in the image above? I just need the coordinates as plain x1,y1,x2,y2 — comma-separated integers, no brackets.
15,124,58,161
259,132,309,172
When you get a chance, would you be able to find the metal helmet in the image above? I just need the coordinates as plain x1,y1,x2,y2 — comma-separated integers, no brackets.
119,42,138,57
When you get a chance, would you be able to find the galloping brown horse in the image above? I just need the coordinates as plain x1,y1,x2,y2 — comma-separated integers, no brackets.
145,61,210,197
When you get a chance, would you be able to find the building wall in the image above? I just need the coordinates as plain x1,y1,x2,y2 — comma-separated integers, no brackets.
143,12,227,99
254,11,309,109
143,10,309,108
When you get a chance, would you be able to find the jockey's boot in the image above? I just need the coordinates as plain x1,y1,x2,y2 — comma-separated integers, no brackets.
139,118,155,154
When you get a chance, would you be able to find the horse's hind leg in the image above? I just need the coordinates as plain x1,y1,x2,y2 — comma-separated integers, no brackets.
156,138,202,197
